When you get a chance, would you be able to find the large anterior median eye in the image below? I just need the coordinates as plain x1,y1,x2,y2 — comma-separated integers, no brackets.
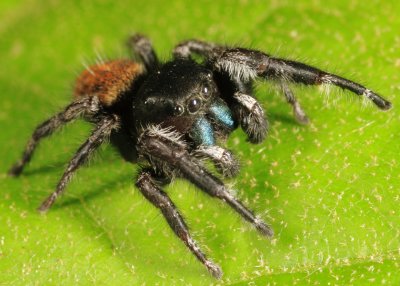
187,97,201,113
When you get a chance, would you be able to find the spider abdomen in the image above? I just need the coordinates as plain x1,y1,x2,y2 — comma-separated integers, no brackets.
74,60,143,106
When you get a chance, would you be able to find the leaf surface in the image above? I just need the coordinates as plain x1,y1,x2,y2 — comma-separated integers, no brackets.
1,1,399,285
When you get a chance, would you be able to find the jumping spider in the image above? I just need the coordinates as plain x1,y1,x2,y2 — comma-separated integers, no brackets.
9,34,391,278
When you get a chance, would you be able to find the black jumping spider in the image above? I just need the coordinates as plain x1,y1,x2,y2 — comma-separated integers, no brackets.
8,34,391,278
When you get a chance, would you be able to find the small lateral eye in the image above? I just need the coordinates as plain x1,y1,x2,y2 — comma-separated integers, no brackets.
188,98,201,113
202,84,211,96
173,104,184,116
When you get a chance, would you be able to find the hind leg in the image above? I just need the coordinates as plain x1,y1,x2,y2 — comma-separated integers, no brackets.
127,34,158,71
8,97,100,176
38,115,119,212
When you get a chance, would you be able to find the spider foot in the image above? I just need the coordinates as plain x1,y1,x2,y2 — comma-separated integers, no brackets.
37,193,57,213
205,260,223,279
292,101,309,125
8,162,24,177
254,217,274,237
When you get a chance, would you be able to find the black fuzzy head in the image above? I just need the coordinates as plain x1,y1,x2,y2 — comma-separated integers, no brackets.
133,59,217,132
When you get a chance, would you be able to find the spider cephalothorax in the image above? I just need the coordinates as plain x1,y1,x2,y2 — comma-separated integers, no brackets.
133,59,229,137
9,34,391,279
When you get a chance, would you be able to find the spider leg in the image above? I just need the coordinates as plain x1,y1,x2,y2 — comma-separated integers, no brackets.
38,115,119,212
138,127,273,237
8,97,99,177
136,170,222,279
127,34,158,71
280,81,309,124
173,39,219,59
193,145,240,178
214,48,391,110
232,80,268,144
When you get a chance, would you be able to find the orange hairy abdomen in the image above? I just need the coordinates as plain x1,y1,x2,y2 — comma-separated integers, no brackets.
74,60,144,106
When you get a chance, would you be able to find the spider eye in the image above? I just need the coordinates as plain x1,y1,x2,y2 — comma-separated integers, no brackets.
202,85,210,96
188,98,201,113
173,104,184,116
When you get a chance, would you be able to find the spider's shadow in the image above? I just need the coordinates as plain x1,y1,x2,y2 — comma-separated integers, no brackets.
55,171,134,209
23,161,67,176
45,170,206,277
268,112,303,126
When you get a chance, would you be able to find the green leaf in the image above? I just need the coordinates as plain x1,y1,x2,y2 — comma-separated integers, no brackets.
1,0,399,285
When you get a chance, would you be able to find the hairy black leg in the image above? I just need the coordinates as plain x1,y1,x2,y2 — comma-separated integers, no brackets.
214,48,391,110
217,77,268,144
280,82,309,124
231,78,269,144
8,97,99,177
174,41,390,109
138,127,273,237
193,145,240,178
136,170,222,278
38,115,119,212
173,39,219,59
232,80,268,144
127,34,158,71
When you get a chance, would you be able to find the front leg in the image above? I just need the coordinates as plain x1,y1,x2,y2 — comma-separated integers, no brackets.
38,115,119,212
214,47,391,110
233,87,268,144
8,97,98,176
209,80,267,144
193,145,239,178
136,170,222,278
138,126,273,237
